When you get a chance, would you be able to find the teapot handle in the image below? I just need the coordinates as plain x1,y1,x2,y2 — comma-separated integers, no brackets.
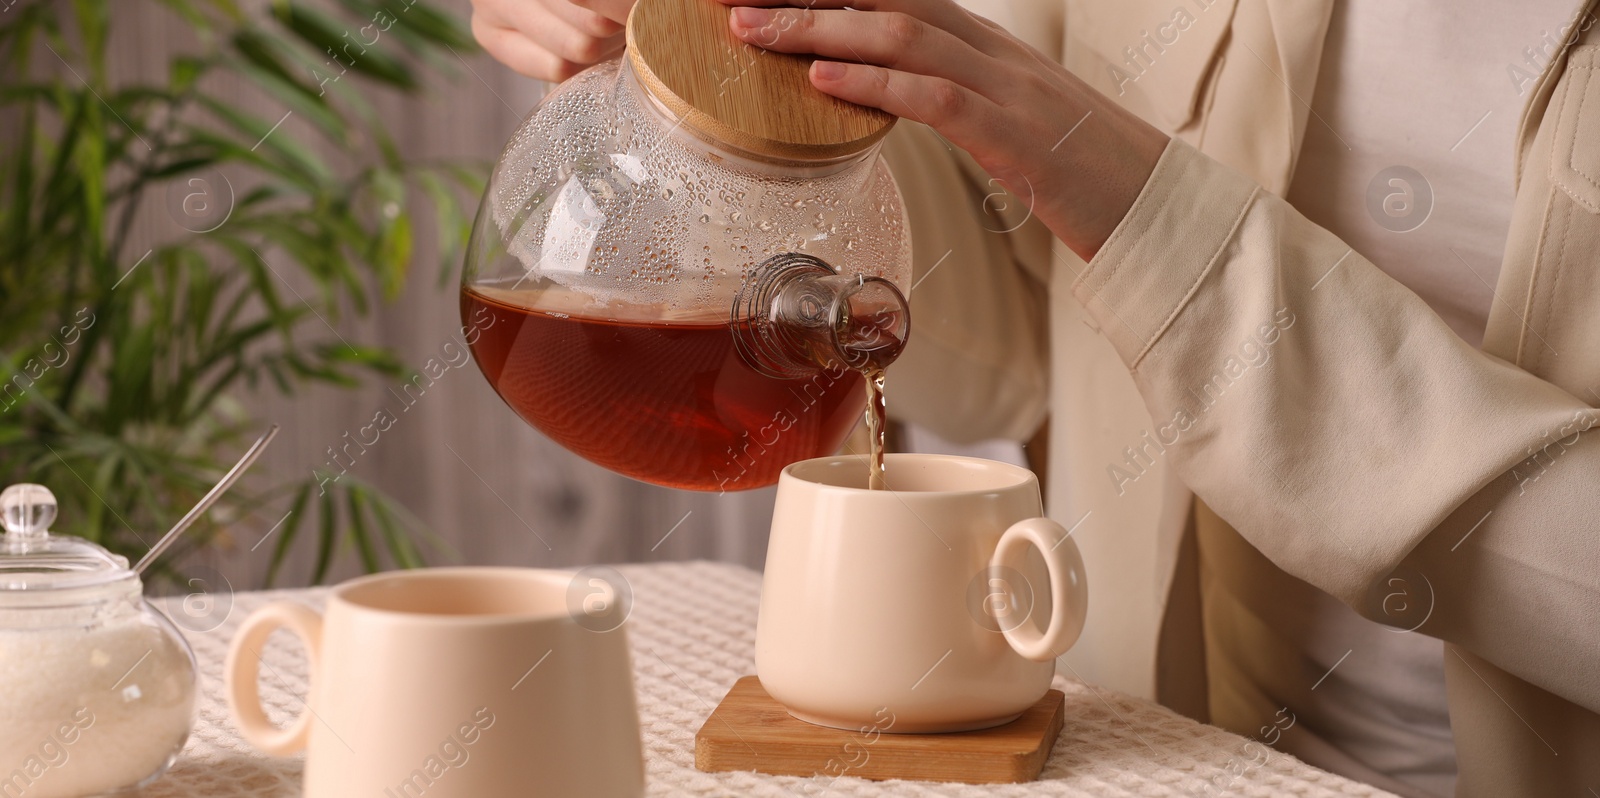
224,601,324,756
989,517,1089,662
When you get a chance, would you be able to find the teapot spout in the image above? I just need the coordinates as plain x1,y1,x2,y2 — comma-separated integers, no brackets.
732,253,910,379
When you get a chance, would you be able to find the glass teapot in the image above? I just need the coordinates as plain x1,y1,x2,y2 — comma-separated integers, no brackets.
460,0,913,491
0,484,197,796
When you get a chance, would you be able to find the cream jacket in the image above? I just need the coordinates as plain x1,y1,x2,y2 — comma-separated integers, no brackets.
881,0,1600,794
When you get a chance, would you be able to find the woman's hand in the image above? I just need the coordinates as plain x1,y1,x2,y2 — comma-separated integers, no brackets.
470,0,635,81
721,0,1169,262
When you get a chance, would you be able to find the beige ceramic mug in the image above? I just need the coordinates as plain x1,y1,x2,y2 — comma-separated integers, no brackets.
225,567,645,797
757,454,1088,733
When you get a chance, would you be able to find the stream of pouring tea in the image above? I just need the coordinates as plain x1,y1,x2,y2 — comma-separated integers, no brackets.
864,368,887,490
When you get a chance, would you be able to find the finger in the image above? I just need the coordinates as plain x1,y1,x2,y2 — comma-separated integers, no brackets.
809,60,1000,148
729,7,1003,95
484,0,621,65
716,0,887,12
715,0,1005,53
570,0,636,26
547,0,625,38
476,0,614,65
473,16,615,81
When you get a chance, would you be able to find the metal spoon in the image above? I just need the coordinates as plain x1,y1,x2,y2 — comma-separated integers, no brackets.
134,424,280,575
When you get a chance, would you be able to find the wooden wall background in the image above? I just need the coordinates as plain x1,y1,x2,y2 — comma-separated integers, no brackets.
85,0,1020,593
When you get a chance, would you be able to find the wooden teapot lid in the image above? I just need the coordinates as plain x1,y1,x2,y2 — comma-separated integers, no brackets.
626,0,895,161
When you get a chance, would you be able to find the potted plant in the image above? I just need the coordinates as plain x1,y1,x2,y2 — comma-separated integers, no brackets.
0,0,485,585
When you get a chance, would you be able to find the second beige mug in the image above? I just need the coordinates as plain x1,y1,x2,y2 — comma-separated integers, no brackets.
757,454,1088,733
225,567,645,797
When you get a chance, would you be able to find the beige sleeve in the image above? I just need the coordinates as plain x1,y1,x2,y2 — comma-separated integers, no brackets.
1076,137,1600,714
879,121,1053,443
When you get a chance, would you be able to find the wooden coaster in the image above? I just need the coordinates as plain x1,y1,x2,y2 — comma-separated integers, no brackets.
695,676,1065,784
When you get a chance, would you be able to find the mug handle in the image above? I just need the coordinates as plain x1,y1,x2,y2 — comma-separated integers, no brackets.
990,517,1089,662
224,601,324,756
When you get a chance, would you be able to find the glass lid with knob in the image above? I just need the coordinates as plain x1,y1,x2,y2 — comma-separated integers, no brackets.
459,0,914,492
0,482,134,593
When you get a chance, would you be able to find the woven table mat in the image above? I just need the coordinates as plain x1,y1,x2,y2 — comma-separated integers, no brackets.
141,561,1395,797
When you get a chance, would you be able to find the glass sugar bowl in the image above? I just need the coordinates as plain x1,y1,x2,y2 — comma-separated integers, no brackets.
0,484,197,796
